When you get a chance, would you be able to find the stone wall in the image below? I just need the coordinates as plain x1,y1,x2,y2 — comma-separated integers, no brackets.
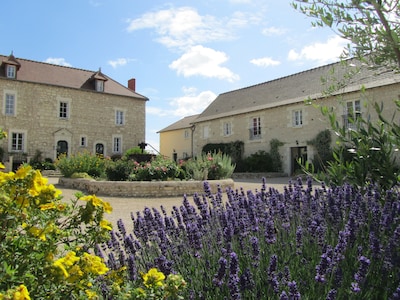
58,177,234,197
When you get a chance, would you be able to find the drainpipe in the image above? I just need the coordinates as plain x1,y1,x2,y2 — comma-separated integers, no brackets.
190,124,196,158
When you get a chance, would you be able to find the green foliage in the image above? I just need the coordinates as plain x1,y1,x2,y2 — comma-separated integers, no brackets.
124,146,149,157
183,152,236,180
269,138,284,172
105,158,137,181
241,150,273,172
28,150,56,171
307,129,333,172
129,156,183,181
0,164,113,299
55,151,106,178
202,141,244,163
291,0,400,70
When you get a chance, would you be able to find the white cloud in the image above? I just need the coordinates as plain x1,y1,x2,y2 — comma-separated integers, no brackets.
250,57,281,67
107,58,135,68
169,45,239,82
44,58,72,67
146,88,216,118
169,89,216,117
127,7,232,49
262,26,287,36
287,35,347,65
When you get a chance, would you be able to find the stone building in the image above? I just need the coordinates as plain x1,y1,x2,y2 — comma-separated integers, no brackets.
0,53,148,169
160,59,400,175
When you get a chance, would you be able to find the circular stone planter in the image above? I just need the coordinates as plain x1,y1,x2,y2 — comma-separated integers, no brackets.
58,177,235,198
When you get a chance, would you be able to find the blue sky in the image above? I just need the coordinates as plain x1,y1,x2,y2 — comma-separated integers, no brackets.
0,0,347,152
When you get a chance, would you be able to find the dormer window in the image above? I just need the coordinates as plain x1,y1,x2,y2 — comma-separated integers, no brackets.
6,65,16,78
92,68,107,92
95,80,104,92
2,52,21,79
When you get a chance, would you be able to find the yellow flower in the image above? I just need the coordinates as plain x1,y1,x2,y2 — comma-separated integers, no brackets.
53,251,80,278
142,268,166,288
13,285,31,300
82,253,109,275
15,165,32,179
100,219,112,231
0,162,5,169
85,289,98,300
102,201,113,213
28,226,46,241
39,202,56,210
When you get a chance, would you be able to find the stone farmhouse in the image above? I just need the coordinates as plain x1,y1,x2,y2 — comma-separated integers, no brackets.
159,59,400,175
0,53,148,169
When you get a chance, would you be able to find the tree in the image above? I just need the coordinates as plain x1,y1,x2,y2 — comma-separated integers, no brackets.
292,0,400,190
291,0,400,70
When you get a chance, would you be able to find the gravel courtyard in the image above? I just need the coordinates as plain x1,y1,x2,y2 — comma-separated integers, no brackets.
49,176,302,227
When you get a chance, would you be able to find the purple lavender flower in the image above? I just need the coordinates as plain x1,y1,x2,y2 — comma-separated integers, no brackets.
353,255,370,286
228,252,241,300
288,280,301,300
315,246,333,283
239,268,255,292
326,289,337,300
212,257,227,287
265,217,277,244
296,226,303,254
280,290,289,300
351,282,361,293
250,236,260,266
127,254,137,281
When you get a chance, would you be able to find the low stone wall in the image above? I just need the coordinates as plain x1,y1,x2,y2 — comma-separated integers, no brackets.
58,177,235,197
232,172,287,179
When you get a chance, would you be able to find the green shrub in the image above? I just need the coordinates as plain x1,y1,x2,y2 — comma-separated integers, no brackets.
29,150,56,171
55,151,105,178
242,150,273,172
183,152,235,180
105,158,136,181
129,156,183,181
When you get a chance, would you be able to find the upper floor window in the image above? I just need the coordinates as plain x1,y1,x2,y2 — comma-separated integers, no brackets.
95,80,104,92
343,100,361,130
203,125,210,139
113,136,122,153
4,93,16,116
223,122,232,136
250,117,261,140
59,101,69,119
184,130,189,139
6,65,16,78
292,110,303,127
10,131,25,152
115,110,125,125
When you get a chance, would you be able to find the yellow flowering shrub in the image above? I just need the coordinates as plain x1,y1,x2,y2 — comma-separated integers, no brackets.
0,129,114,300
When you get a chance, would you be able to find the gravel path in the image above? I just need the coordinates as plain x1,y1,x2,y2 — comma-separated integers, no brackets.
48,176,302,227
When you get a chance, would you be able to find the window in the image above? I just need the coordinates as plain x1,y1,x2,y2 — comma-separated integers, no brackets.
203,126,210,139
184,130,189,139
292,110,303,127
343,100,361,129
6,65,16,78
95,80,104,92
11,132,25,152
115,110,124,125
113,136,122,153
59,101,69,119
223,122,232,136
250,117,261,139
80,136,87,147
4,93,15,116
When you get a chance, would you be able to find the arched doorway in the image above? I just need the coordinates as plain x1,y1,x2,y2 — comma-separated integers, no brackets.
57,140,68,157
95,143,104,155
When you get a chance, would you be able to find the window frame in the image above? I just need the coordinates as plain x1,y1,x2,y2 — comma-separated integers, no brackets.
343,100,361,130
292,109,303,127
115,109,125,126
6,65,16,78
95,80,104,92
223,121,232,136
58,100,70,119
250,117,261,140
80,136,87,147
112,135,122,153
9,131,26,152
4,92,16,116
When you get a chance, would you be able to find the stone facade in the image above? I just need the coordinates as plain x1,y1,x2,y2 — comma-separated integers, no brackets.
0,54,148,168
169,59,400,176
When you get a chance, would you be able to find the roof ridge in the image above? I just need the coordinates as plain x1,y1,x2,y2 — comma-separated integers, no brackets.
219,59,342,96
3,55,97,74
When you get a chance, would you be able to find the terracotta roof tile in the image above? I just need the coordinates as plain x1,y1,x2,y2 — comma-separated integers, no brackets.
0,54,148,100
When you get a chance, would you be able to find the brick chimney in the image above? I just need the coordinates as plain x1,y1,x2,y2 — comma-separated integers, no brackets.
128,78,136,91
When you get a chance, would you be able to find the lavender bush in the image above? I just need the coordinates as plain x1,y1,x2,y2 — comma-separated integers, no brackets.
96,177,400,299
